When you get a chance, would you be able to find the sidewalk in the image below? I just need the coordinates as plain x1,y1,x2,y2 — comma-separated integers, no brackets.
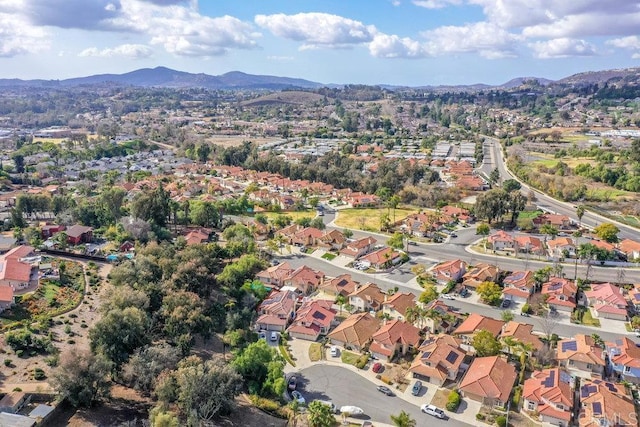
285,339,477,426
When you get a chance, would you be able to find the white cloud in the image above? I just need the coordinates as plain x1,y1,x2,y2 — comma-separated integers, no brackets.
422,22,520,58
0,12,49,57
79,43,153,58
369,34,427,58
529,38,597,58
255,13,376,49
607,36,640,50
413,0,462,9
266,55,294,61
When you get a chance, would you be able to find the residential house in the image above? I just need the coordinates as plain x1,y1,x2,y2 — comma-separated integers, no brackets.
462,263,499,289
514,235,545,255
547,237,576,258
628,284,640,313
422,299,463,334
431,259,467,285
65,224,93,245
488,231,515,251
317,229,346,250
502,270,535,304
119,240,135,252
557,334,605,379
275,224,303,243
440,205,473,224
605,337,640,384
340,236,377,259
0,285,14,313
40,224,65,239
523,368,573,427
382,292,416,321
287,300,337,341
0,246,37,292
348,283,386,313
283,265,325,295
542,278,578,312
399,212,436,237
618,238,640,261
534,214,571,230
453,313,505,347
0,391,29,413
291,227,324,247
184,229,211,246
584,283,629,321
347,193,380,207
459,356,517,407
500,321,544,354
327,312,380,353
409,334,468,386
255,290,297,332
369,320,421,361
359,247,401,270
255,262,294,289
578,379,635,427
319,274,358,297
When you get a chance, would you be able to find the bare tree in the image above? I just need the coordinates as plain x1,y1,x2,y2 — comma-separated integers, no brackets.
538,311,560,340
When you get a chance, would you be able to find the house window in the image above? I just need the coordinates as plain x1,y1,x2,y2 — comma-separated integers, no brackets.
568,360,574,366
527,402,536,411
624,366,631,373
586,363,592,369
556,404,564,410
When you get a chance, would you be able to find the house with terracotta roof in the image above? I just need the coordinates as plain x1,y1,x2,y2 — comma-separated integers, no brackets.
557,335,605,379
578,379,635,427
462,263,499,289
184,229,211,246
534,214,571,230
523,368,573,427
547,237,576,258
618,238,640,261
369,320,421,361
422,299,463,334
339,236,377,259
430,259,467,285
584,283,629,321
283,265,325,295
382,292,416,321
291,227,324,247
514,235,545,255
319,274,358,297
459,356,517,407
605,337,640,384
499,321,543,354
317,229,346,250
65,224,93,245
255,262,294,289
542,277,578,312
488,230,515,251
0,285,14,313
348,283,386,313
628,284,640,313
0,245,37,292
255,290,297,332
327,312,380,353
359,247,401,270
453,313,505,347
440,205,473,224
287,300,337,341
399,212,438,237
409,334,468,386
347,193,380,208
502,270,535,304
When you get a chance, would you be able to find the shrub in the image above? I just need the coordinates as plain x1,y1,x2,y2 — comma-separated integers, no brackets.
355,354,369,369
16,350,24,358
4,359,12,367
521,303,531,314
496,415,507,427
33,368,46,380
512,386,522,407
446,390,461,411
248,394,282,415
476,413,486,421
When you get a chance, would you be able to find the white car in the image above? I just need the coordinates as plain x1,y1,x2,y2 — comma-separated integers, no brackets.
441,294,455,300
330,346,339,357
339,406,364,415
421,404,446,419
270,331,279,341
291,390,305,404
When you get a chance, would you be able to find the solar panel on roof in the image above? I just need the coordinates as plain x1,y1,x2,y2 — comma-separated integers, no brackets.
592,402,602,415
561,341,578,352
542,370,556,387
560,372,572,383
604,382,617,392
445,351,459,364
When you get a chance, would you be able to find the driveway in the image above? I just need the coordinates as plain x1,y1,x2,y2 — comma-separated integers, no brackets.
298,364,473,427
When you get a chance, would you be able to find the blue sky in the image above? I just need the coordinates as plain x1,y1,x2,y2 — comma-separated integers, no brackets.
1,0,639,86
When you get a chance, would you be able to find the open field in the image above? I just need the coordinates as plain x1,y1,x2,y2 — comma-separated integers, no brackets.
204,135,282,147
334,207,420,231
262,211,317,222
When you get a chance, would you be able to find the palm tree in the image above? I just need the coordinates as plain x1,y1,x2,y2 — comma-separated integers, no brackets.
390,410,417,427
501,336,519,358
335,294,347,316
576,205,585,228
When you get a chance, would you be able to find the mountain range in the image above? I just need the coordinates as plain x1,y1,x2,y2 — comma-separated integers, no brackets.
0,66,639,91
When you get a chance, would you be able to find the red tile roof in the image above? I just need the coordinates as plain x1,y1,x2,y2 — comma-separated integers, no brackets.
459,356,517,402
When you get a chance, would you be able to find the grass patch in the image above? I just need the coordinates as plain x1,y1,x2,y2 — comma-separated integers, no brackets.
585,187,631,201
430,388,450,408
321,252,336,261
279,341,296,367
334,207,420,231
263,211,316,223
518,210,543,220
309,343,323,362
582,310,601,327
340,350,360,366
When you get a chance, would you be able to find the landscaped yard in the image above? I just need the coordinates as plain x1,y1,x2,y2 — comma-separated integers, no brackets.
321,252,336,260
334,207,420,231
582,309,601,327
308,342,323,362
340,350,360,366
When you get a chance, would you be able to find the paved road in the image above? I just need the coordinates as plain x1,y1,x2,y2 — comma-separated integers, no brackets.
298,365,471,427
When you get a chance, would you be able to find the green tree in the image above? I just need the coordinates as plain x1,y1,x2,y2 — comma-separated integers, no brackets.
121,343,181,394
594,223,620,243
51,349,113,407
390,410,417,427
387,232,405,250
471,329,502,357
501,310,514,322
476,281,502,306
576,205,586,227
307,400,336,427
418,285,439,304
540,224,558,241
232,340,284,397
489,167,500,184
502,179,521,192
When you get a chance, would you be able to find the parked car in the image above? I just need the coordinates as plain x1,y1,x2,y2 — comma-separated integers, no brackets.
459,288,469,297
339,406,363,415
288,376,297,391
270,331,279,341
421,404,446,419
291,390,305,404
450,233,458,238
441,294,455,300
372,362,384,373
411,380,422,396
330,346,339,357
501,299,511,308
258,330,267,340
376,385,393,396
